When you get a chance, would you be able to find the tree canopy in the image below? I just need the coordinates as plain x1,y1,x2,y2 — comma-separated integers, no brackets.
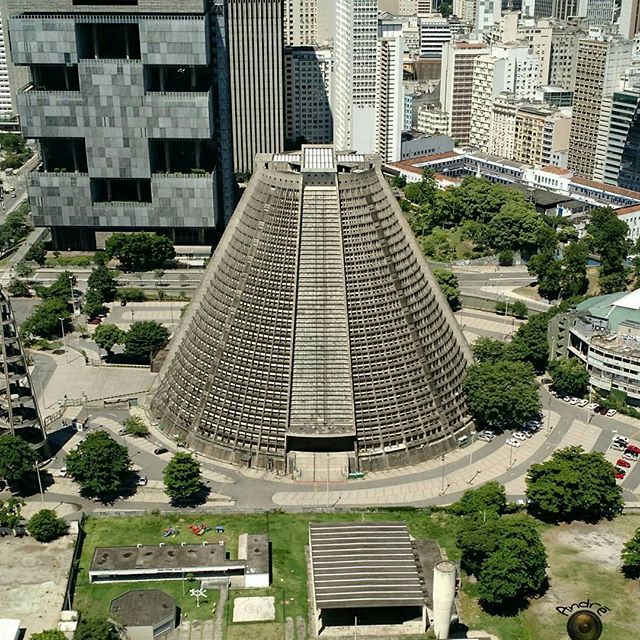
122,415,149,437
65,431,131,498
163,452,202,504
27,509,68,542
457,515,547,609
433,268,461,310
93,324,124,355
124,320,170,362
87,265,117,303
74,618,121,640
463,360,541,429
105,232,175,271
472,337,506,364
449,481,507,517
30,631,68,640
548,357,589,398
0,497,24,528
621,527,640,579
21,297,71,340
525,445,624,523
0,434,35,490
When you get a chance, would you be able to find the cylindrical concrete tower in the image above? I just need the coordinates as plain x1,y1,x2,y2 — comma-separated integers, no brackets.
432,560,457,639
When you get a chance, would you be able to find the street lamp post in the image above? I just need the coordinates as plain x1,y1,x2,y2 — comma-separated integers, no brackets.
34,461,45,507
440,454,445,493
508,444,516,469
59,317,69,365
68,274,76,315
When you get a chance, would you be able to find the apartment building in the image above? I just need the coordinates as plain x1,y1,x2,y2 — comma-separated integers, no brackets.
549,23,586,91
375,34,404,162
568,36,633,178
284,0,317,46
440,41,489,145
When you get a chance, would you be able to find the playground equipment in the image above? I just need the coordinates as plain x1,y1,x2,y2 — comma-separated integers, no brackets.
188,523,211,536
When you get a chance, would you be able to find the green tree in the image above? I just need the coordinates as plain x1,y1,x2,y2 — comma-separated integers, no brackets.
122,415,149,437
163,452,202,504
37,271,76,301
83,288,106,319
548,357,589,397
74,617,121,640
488,200,553,256
93,324,124,356
105,232,175,271
87,265,117,303
65,431,131,499
0,497,25,528
472,337,506,363
22,298,71,340
560,240,589,298
0,209,32,252
505,312,551,372
525,445,624,523
403,182,422,203
390,175,407,189
30,631,68,640
15,262,35,278
439,0,453,16
511,300,528,319
25,240,47,265
448,177,522,225
124,320,170,362
587,208,631,294
0,434,36,490
116,287,146,303
433,269,461,310
621,528,640,579
463,360,541,429
8,279,30,297
498,249,514,266
477,530,548,609
93,251,110,266
495,300,506,315
528,249,562,301
27,509,68,542
449,481,507,517
420,229,456,261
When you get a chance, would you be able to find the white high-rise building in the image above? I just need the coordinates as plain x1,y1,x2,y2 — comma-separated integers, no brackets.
469,43,540,150
475,0,502,40
419,16,453,59
0,8,11,113
333,0,378,153
284,0,318,46
577,0,617,26
376,34,405,162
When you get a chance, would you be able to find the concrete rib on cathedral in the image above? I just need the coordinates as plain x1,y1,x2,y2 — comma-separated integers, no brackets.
151,146,473,473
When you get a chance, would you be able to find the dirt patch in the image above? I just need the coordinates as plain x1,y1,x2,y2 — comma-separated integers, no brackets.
0,534,76,637
554,524,625,567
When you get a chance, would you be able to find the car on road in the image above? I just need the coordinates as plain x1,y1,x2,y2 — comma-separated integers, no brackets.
513,431,527,441
606,409,618,417
58,467,67,477
153,447,168,455
506,437,521,447
577,399,588,407
617,458,632,468
137,476,148,486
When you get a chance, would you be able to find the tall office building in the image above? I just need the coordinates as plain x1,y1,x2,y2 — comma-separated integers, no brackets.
594,73,640,189
284,46,332,146
469,43,540,150
474,0,502,40
376,34,404,162
619,0,640,40
284,0,317,46
549,23,586,90
578,0,617,26
333,0,378,153
151,147,472,473
6,0,235,249
227,0,285,175
552,0,580,20
568,36,633,178
440,41,489,145
419,16,452,59
0,8,11,113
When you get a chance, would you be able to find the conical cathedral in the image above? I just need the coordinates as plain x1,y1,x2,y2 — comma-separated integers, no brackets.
151,147,473,473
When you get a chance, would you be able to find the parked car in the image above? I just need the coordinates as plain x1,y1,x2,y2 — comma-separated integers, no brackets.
153,447,168,455
513,431,528,441
587,402,599,411
58,467,67,477
506,438,521,448
118,427,126,435
563,396,572,403
477,432,494,442
615,435,630,445
611,442,626,452
616,458,632,468
615,471,626,480
623,452,639,462
615,467,627,477
88,317,102,325
569,397,579,405
626,444,640,455
577,399,588,407
137,476,148,486
606,409,618,417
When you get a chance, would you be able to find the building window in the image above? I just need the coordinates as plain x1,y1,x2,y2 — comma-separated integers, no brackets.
90,178,152,204
76,23,141,60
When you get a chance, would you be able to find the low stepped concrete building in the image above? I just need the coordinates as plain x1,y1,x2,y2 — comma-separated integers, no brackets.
151,146,472,473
